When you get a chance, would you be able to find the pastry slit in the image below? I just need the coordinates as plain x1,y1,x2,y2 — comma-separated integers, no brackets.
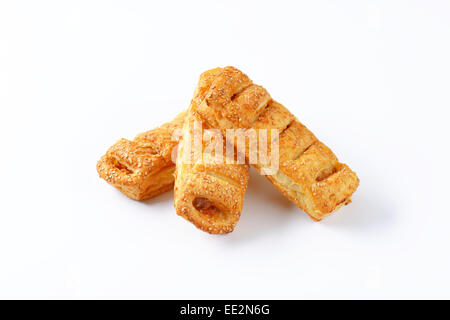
230,83,253,101
292,140,316,161
251,99,272,123
315,164,340,182
110,156,134,175
205,171,241,188
278,118,296,135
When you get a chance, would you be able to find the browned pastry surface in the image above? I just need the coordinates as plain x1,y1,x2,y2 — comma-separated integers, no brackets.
174,69,250,234
192,66,359,221
96,111,186,200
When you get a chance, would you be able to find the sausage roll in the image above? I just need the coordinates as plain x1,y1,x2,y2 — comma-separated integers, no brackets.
174,69,250,234
192,66,359,221
96,111,186,200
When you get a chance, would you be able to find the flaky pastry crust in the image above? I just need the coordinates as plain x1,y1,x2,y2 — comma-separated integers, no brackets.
192,66,359,221
174,69,250,234
96,112,186,200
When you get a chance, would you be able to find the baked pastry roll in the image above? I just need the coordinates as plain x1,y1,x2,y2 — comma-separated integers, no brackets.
174,69,250,234
192,66,359,221
96,111,186,200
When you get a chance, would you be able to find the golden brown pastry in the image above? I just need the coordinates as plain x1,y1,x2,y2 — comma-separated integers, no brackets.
96,111,186,200
174,69,250,234
192,66,359,221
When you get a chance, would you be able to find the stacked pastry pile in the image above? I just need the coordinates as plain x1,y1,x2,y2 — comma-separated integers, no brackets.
97,67,359,234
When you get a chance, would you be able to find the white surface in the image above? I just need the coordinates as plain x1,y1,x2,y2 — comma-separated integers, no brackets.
0,0,449,299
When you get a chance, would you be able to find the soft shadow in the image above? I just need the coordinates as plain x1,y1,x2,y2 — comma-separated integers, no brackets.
321,183,397,234
226,167,306,241
141,189,174,206
124,168,396,240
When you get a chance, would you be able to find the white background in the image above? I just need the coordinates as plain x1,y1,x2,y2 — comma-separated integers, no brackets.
0,0,449,299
